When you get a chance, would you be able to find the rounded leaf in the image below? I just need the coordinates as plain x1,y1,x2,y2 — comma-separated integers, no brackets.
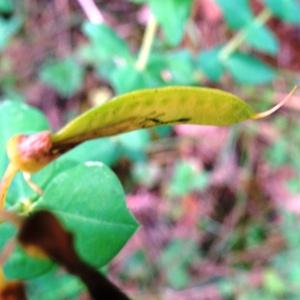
35,162,139,267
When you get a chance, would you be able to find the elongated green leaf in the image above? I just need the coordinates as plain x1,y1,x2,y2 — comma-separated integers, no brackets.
264,0,300,24
52,86,255,147
82,22,132,61
148,0,193,46
224,53,276,84
0,16,22,51
0,0,14,13
244,22,279,55
197,47,224,81
164,50,195,85
216,0,253,29
39,58,84,97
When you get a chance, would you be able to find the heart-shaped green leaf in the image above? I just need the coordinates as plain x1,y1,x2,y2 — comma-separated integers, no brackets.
35,162,139,267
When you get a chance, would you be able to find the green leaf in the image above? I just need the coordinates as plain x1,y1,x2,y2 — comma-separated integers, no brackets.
264,0,300,24
244,22,279,55
60,138,121,166
0,100,49,203
148,0,193,46
197,47,224,81
216,0,253,29
263,269,286,295
35,162,139,267
265,139,288,167
39,58,84,97
110,56,165,93
0,101,49,174
224,52,276,84
0,101,55,280
168,160,208,197
82,22,132,61
111,65,149,93
164,50,195,85
52,86,255,148
0,16,22,51
0,0,14,13
159,239,198,288
27,269,84,300
0,223,53,280
4,246,54,280
117,129,151,162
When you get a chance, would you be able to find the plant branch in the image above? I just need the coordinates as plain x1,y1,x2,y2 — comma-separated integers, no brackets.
219,8,273,62
77,0,104,24
253,85,298,119
135,13,158,71
0,163,19,210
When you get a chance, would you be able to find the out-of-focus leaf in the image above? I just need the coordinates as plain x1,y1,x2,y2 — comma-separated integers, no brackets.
111,65,149,94
265,139,288,167
164,50,195,85
148,0,193,46
110,57,165,93
35,162,139,267
82,22,132,61
59,138,121,166
0,0,13,13
159,239,198,289
0,17,22,51
27,269,84,300
244,22,279,55
215,0,253,28
264,0,300,24
224,52,276,84
117,129,151,162
39,58,84,97
132,162,160,187
168,160,208,196
263,269,286,296
197,47,224,81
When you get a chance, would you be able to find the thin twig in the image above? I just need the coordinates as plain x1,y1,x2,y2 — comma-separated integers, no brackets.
0,163,19,210
135,13,158,71
219,8,272,62
77,0,104,24
253,86,298,119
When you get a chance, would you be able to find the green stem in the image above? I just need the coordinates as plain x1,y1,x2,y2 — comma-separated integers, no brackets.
135,14,158,71
219,8,273,62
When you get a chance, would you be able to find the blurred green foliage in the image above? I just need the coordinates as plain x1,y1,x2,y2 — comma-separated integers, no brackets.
0,0,300,299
